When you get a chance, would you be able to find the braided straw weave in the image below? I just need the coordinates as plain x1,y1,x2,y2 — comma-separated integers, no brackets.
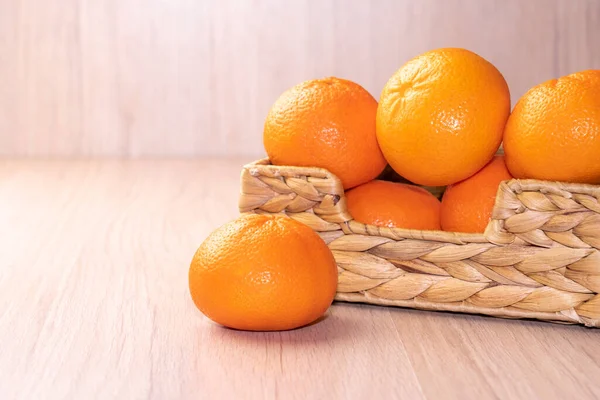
239,159,600,327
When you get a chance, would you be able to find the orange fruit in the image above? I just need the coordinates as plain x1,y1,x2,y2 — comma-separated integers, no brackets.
440,155,513,233
503,70,600,184
189,214,338,331
263,77,387,189
376,48,510,186
345,180,441,230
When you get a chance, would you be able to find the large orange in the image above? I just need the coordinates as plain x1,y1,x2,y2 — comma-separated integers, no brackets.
503,70,600,184
264,77,387,189
376,48,510,186
440,155,513,233
189,214,338,331
345,180,441,230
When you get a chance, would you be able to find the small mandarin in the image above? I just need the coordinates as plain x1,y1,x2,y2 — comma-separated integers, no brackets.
503,70,600,184
441,155,513,233
264,77,387,189
345,180,441,230
189,214,338,331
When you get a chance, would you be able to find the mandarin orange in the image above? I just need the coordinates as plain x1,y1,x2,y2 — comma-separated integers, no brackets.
376,48,510,186
503,70,600,184
440,155,513,233
264,77,387,189
345,180,441,230
189,214,338,331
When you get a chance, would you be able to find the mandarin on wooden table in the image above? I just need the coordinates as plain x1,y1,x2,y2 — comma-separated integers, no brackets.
189,213,338,331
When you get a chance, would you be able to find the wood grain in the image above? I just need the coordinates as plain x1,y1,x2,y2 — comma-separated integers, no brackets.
0,160,599,399
0,0,599,157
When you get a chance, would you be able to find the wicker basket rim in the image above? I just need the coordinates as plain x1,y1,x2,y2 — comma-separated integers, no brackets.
244,158,600,195
242,158,600,244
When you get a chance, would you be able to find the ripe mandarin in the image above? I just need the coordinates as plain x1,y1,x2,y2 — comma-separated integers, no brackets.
345,180,441,230
189,214,338,331
440,155,513,233
264,77,387,189
376,48,510,186
503,70,600,184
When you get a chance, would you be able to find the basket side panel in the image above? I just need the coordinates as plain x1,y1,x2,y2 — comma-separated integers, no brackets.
239,160,352,229
330,231,600,327
486,179,600,250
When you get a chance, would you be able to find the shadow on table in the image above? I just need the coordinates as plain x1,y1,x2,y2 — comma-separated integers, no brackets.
203,307,365,347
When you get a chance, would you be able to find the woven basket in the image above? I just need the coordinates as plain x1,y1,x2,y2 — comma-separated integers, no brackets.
239,159,600,328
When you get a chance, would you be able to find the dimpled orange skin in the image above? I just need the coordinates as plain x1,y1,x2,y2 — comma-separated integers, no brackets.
189,214,338,331
441,155,513,233
264,77,387,189
503,70,600,184
376,48,510,186
345,180,441,230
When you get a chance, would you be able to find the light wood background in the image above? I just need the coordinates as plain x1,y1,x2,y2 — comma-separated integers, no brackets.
1,159,599,399
0,0,599,157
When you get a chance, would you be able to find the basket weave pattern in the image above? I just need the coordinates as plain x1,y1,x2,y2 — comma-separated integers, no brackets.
239,159,600,327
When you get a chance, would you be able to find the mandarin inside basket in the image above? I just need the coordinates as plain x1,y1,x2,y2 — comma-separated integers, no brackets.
239,159,600,327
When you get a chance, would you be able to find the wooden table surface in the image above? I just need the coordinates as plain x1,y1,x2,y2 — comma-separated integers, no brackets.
1,159,599,400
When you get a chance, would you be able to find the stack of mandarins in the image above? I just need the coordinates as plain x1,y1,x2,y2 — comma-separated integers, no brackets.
189,47,600,332
265,48,600,233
